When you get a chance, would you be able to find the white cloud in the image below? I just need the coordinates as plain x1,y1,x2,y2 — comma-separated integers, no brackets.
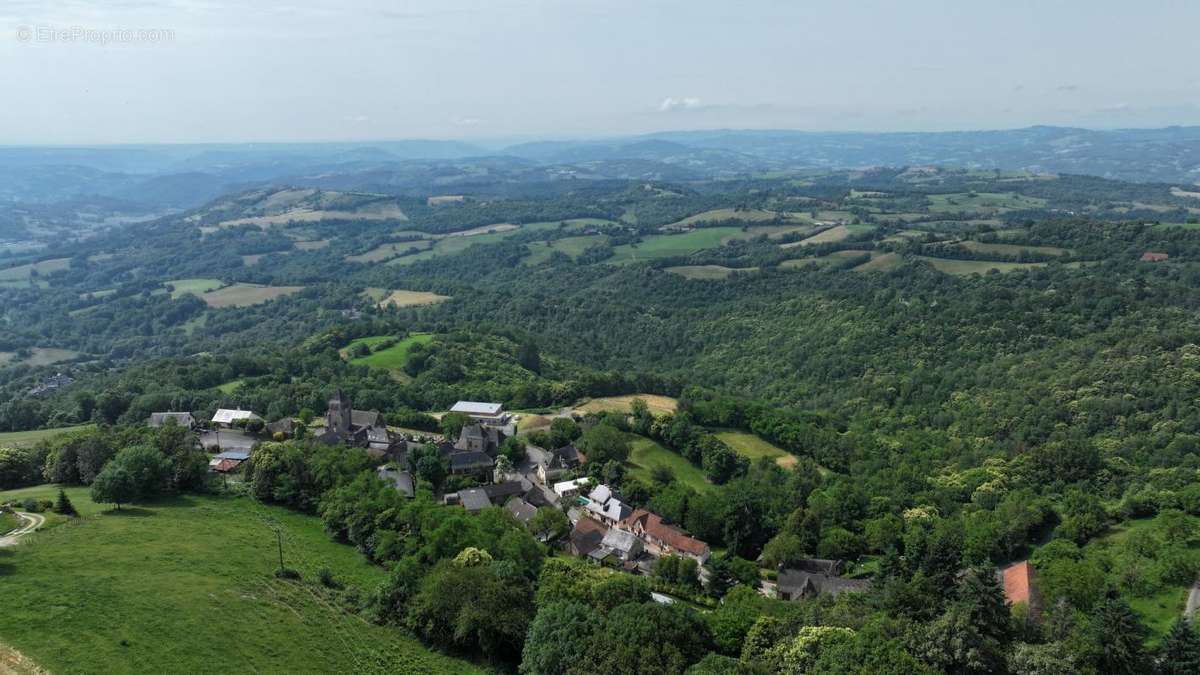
658,96,702,112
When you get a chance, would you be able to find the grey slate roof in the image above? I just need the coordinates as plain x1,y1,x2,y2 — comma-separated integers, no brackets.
504,497,538,523
459,488,493,512
450,451,494,472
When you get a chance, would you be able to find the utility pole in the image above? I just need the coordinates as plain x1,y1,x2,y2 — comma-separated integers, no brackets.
275,526,285,571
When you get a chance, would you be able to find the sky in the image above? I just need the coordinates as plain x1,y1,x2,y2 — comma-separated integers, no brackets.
0,0,1197,144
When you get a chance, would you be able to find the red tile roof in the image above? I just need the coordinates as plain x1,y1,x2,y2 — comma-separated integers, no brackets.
211,458,242,473
1141,251,1170,262
621,509,709,557
1002,561,1037,607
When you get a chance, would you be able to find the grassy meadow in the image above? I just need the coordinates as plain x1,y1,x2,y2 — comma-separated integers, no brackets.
365,288,451,308
664,265,759,280
915,256,1047,275
626,435,712,493
713,430,798,469
0,486,482,675
575,394,678,416
200,283,304,308
165,278,224,299
0,425,95,449
347,333,435,370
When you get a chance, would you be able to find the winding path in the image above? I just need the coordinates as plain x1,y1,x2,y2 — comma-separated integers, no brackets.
0,512,45,547
1186,577,1200,619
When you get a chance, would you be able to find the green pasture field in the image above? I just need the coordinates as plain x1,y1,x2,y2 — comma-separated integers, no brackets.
0,486,481,674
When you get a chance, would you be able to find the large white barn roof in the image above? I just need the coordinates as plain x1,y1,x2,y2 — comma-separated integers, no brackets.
450,401,503,416
212,409,262,425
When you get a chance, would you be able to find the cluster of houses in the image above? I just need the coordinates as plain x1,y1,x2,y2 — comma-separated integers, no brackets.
145,394,903,603
560,479,711,574
28,372,74,397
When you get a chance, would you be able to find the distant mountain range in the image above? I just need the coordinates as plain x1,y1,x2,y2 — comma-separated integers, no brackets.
2,126,1198,212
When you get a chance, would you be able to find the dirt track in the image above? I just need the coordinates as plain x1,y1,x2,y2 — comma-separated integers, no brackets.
0,512,44,547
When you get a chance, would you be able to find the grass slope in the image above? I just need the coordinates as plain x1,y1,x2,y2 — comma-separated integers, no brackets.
348,333,435,370
200,283,304,308
0,425,94,448
575,395,678,416
165,278,224,299
0,486,481,675
626,435,712,493
713,429,798,468
664,265,759,280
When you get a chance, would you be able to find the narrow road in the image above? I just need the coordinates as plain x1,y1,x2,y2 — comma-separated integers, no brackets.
1186,576,1200,619
0,512,45,547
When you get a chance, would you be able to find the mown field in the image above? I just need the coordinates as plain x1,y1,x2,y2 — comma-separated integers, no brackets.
0,486,482,675
0,425,94,448
958,240,1071,257
348,333,435,370
524,234,609,265
625,435,712,493
364,288,451,308
0,258,71,285
388,222,560,266
608,228,743,263
915,256,1048,275
345,240,434,263
575,394,678,416
664,265,759,280
200,283,305,308
713,429,798,468
165,278,224,299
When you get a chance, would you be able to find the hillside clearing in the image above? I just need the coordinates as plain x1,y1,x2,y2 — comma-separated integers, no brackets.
575,394,678,416
200,284,304,308
626,436,712,493
370,289,451,308
165,278,224,299
916,256,1047,275
0,487,481,674
664,265,759,280
713,430,799,469
783,223,876,248
958,240,1071,256
0,425,95,448
347,333,435,370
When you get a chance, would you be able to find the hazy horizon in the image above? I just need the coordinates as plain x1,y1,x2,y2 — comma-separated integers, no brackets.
2,0,1198,145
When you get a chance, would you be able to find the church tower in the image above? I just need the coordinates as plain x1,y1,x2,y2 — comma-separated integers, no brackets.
327,389,352,439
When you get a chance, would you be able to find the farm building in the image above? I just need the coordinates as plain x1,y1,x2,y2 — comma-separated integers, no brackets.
449,401,509,426
211,408,263,428
1140,251,1170,262
208,450,251,473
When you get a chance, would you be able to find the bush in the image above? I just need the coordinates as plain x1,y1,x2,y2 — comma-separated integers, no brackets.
275,567,302,580
318,567,343,589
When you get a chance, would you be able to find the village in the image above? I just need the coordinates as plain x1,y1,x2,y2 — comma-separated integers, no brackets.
144,392,1040,611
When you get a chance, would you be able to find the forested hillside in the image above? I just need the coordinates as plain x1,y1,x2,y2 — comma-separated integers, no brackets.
5,166,1200,673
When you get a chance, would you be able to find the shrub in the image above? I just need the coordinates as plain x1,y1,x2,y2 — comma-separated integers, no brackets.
275,567,301,580
318,567,343,589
